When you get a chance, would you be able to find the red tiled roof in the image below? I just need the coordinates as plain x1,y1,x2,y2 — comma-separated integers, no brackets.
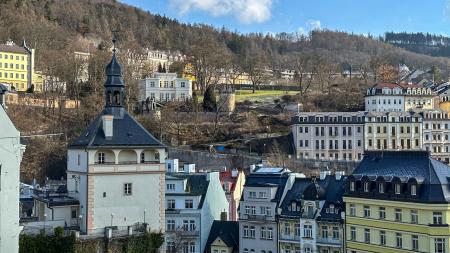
371,83,402,89
397,83,426,89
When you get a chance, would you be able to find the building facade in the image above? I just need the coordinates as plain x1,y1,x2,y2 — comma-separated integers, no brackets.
220,169,246,221
66,48,166,235
0,40,34,92
278,172,346,253
364,111,423,151
365,82,436,112
139,72,192,103
292,112,365,161
421,110,450,163
0,96,25,253
345,151,450,253
239,168,294,253
165,171,228,253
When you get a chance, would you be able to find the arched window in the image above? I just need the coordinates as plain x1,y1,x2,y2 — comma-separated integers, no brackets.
113,91,120,105
378,183,384,193
107,91,112,104
363,182,370,192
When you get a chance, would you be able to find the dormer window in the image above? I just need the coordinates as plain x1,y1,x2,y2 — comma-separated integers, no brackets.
395,184,401,194
378,183,384,193
364,182,369,192
350,181,355,191
411,185,417,196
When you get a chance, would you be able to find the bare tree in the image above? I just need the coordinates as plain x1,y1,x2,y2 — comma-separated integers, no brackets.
243,52,268,93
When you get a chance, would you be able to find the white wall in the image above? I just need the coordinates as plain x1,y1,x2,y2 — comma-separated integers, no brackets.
0,107,23,253
90,173,163,234
67,149,88,173
365,95,404,112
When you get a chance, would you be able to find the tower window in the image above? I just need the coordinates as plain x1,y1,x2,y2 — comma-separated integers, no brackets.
98,152,105,164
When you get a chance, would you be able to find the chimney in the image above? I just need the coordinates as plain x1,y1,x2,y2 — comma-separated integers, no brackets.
220,211,228,221
335,171,345,180
102,115,114,138
319,171,331,180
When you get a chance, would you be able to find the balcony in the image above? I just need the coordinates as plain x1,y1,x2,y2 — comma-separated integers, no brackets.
316,237,341,246
166,228,200,237
90,162,163,173
245,214,268,221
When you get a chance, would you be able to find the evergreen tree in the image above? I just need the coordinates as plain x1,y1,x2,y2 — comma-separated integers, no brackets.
202,87,217,112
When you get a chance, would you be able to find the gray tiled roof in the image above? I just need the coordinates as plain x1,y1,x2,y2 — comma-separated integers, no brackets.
205,220,239,252
69,107,164,148
352,151,450,203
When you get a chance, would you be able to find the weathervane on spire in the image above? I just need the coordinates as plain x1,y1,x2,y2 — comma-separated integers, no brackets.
112,29,119,54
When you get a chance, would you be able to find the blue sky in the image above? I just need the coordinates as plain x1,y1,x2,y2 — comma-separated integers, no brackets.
122,0,450,36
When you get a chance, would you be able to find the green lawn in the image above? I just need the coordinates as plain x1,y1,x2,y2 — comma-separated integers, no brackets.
234,89,298,102
197,89,298,103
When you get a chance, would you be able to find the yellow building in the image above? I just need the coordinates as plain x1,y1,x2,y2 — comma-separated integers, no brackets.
0,40,34,92
345,151,450,253
32,71,43,92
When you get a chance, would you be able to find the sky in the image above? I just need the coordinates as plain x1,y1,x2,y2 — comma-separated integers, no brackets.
122,0,450,36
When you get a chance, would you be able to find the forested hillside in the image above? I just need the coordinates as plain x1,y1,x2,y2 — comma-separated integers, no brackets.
1,0,450,75
384,32,450,58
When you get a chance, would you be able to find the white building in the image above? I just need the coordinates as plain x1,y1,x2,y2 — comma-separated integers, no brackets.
0,91,25,253
165,166,228,253
364,111,423,151
65,49,167,235
421,110,450,163
365,82,436,112
139,73,192,103
292,112,365,161
239,167,295,253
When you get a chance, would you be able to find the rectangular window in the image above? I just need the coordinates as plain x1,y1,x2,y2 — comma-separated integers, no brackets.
396,233,402,248
303,225,312,238
395,208,402,222
243,226,249,238
411,210,418,224
167,220,175,231
321,225,328,238
349,204,356,216
124,183,132,195
379,207,386,219
260,227,267,239
249,226,255,238
332,226,339,239
97,152,105,164
412,235,419,251
364,206,370,218
350,227,356,241
258,191,267,198
185,199,194,209
248,191,256,198
433,212,443,225
364,229,370,243
295,223,300,236
435,238,445,253
166,184,175,190
167,199,175,209
380,230,386,245
267,227,273,239
284,223,291,235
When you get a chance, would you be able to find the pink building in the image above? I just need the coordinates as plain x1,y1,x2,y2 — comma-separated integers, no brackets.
219,169,246,221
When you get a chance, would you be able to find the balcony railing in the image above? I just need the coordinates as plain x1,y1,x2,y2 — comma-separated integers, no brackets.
246,214,268,221
316,237,341,245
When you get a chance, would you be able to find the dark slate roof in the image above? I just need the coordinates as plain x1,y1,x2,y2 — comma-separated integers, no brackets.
351,151,450,203
0,43,29,54
0,83,8,94
105,53,124,87
279,176,346,222
205,220,239,253
166,173,210,209
69,108,164,148
243,172,289,206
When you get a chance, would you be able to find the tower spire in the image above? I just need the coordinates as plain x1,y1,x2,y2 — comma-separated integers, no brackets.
104,35,125,109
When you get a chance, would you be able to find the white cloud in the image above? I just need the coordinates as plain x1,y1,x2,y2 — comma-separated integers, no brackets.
169,0,273,24
298,19,322,35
